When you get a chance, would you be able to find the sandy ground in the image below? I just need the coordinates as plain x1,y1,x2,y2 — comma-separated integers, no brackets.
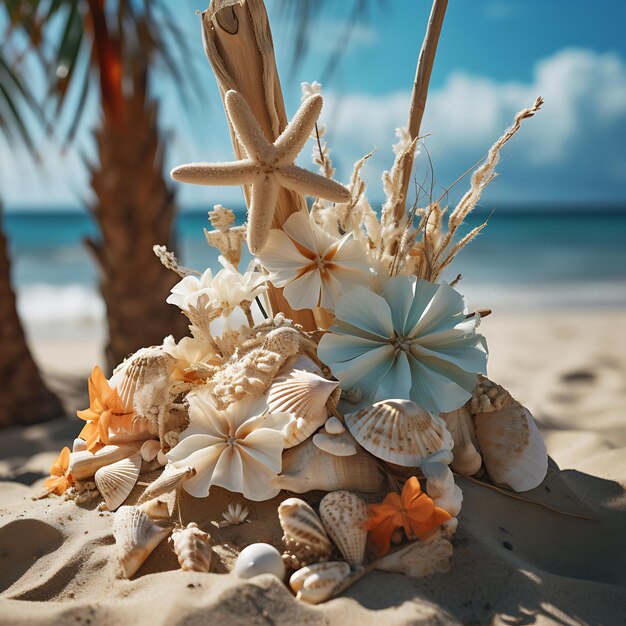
1,310,625,625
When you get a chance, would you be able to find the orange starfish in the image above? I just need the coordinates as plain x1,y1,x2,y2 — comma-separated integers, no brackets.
364,476,452,555
44,447,73,496
76,366,135,451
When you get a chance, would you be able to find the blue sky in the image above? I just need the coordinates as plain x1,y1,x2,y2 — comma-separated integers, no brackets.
1,0,626,210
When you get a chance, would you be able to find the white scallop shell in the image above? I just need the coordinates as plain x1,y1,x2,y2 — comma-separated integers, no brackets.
345,399,453,467
312,430,357,457
375,534,453,578
234,543,285,581
113,506,172,578
170,522,213,572
273,439,382,494
94,454,142,511
266,370,339,448
278,498,332,568
289,561,351,604
440,404,482,476
140,439,161,462
137,465,196,504
319,491,368,569
69,443,142,481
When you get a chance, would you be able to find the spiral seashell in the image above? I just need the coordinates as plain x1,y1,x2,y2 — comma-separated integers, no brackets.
375,534,453,578
440,404,482,476
289,561,351,604
94,454,142,511
278,498,332,569
273,439,382,494
170,522,213,572
345,399,453,467
113,506,172,578
69,443,142,481
319,491,368,569
267,370,339,448
137,465,196,504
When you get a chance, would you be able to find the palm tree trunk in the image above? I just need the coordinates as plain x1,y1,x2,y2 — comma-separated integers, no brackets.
0,204,64,426
87,62,187,370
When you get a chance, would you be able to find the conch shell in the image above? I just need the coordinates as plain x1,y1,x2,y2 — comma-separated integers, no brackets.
137,465,196,504
170,522,213,572
94,454,142,511
289,561,351,604
375,533,452,578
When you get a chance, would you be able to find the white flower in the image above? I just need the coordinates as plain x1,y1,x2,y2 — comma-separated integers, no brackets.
301,81,322,102
317,277,488,414
166,268,215,311
162,335,221,381
257,211,371,311
166,390,295,501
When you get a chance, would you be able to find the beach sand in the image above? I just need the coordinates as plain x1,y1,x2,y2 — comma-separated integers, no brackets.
1,310,625,625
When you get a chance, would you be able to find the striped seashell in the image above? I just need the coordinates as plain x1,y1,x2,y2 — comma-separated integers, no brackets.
69,443,142,481
289,561,351,604
137,465,196,504
94,454,142,511
278,498,332,569
170,522,213,572
319,491,368,569
345,399,453,467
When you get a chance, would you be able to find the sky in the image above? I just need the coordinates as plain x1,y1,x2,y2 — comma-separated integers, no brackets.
1,0,626,211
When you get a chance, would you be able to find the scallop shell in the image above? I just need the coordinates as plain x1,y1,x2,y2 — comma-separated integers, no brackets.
140,439,161,462
137,465,196,504
289,561,351,604
440,404,482,476
170,522,213,572
69,443,142,481
278,498,332,569
319,491,368,569
113,506,172,578
94,454,142,511
345,399,453,467
267,370,339,448
375,534,453,578
273,439,382,494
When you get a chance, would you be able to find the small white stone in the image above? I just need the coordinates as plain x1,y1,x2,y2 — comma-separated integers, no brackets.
234,543,285,581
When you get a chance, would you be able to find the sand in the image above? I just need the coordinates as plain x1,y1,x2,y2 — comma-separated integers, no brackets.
1,310,625,625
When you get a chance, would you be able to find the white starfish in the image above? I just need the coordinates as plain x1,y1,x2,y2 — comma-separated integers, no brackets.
171,90,351,254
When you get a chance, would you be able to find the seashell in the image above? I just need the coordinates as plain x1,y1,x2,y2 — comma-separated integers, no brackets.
420,462,463,517
278,498,332,569
69,443,142,481
234,543,285,581
73,438,87,453
345,399,453,467
319,491,368,569
289,561,351,604
312,430,357,457
273,439,382,494
375,534,453,578
279,354,322,376
473,379,548,492
440,404,482,476
138,497,171,519
137,465,196,504
113,505,172,578
157,450,168,466
140,439,161,462
220,502,250,527
94,454,142,511
324,416,345,435
267,370,339,448
170,522,213,572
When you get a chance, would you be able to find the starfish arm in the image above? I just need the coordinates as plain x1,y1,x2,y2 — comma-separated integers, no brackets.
224,90,274,161
171,160,257,186
274,94,323,163
277,164,350,203
248,174,280,254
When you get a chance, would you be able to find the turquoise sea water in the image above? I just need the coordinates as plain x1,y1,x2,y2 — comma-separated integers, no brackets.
4,208,626,337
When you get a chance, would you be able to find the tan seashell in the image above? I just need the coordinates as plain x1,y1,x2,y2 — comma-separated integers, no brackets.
69,443,142,481
94,454,142,511
140,439,161,462
267,370,339,448
278,498,332,569
440,404,482,476
324,416,345,435
312,430,357,457
375,534,453,578
170,522,213,572
113,506,172,578
420,462,463,517
319,491,368,569
137,465,197,504
345,399,453,467
138,497,171,519
289,561,351,604
73,438,87,453
273,439,382,494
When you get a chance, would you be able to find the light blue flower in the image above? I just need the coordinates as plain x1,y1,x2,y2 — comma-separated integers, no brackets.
317,277,488,414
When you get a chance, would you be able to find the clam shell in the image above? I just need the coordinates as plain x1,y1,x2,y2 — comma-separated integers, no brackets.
69,443,142,481
140,439,161,462
345,399,453,467
170,522,213,572
113,506,172,578
474,397,548,492
267,370,339,448
375,534,453,578
289,561,351,604
273,439,382,494
278,498,332,568
94,454,142,511
319,491,368,569
312,430,357,457
137,465,197,504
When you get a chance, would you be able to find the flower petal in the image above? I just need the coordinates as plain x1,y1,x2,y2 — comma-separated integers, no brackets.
327,344,396,395
283,270,322,310
334,286,394,338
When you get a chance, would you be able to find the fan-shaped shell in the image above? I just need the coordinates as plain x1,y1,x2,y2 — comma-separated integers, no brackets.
273,439,382,494
319,491,368,569
289,561,351,604
375,534,453,578
137,465,196,504
170,522,213,572
267,370,339,448
95,454,142,511
69,443,142,481
278,498,332,569
345,399,453,467
113,506,172,578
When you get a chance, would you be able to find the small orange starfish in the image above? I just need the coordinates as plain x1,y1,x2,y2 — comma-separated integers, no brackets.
44,447,73,496
76,366,135,451
364,476,452,555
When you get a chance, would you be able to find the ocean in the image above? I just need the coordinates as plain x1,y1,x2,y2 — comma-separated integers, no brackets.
4,208,626,340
